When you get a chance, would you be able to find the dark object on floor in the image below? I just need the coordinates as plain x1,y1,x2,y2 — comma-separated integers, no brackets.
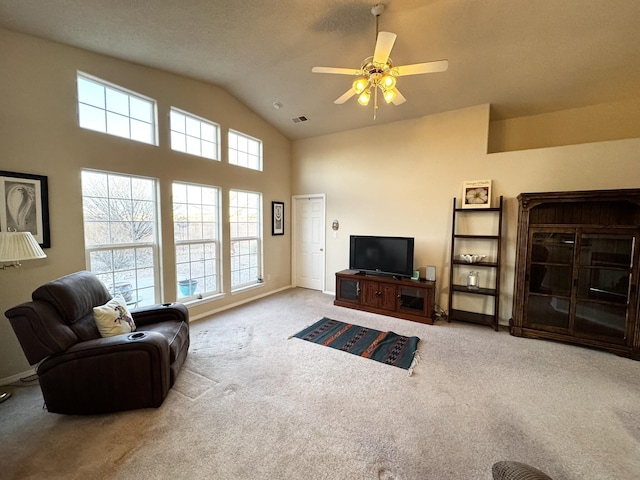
292,317,419,372
5,271,189,414
492,461,554,480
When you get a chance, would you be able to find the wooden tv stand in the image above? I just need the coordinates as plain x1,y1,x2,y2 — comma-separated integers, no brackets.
334,270,435,324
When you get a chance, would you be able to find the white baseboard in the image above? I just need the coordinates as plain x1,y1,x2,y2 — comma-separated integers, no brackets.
189,285,293,322
1,368,37,386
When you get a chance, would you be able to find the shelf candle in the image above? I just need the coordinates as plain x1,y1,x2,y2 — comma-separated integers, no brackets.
467,271,479,289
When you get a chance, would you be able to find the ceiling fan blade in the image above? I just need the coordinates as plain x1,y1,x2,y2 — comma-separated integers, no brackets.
395,60,449,76
312,66,360,75
391,89,406,105
373,31,397,65
334,89,356,104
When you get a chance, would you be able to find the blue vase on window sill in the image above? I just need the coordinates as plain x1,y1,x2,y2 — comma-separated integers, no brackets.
178,279,198,296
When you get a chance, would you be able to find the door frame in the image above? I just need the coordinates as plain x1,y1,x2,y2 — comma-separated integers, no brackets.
291,194,326,292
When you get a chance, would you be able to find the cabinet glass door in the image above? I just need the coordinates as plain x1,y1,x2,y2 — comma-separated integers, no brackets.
525,231,575,330
398,287,425,315
338,278,360,304
574,233,634,341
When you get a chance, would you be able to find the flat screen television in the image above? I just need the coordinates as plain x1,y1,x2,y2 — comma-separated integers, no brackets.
349,235,415,278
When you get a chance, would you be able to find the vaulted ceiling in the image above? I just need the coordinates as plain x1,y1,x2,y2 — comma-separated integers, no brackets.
2,0,639,140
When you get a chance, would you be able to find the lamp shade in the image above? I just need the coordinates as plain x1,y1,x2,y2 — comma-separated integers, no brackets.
381,74,396,90
0,231,46,262
357,89,371,106
383,88,397,104
352,77,369,94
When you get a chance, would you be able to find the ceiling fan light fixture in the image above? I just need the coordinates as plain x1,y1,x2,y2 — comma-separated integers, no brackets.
311,2,449,117
358,89,371,106
352,77,369,94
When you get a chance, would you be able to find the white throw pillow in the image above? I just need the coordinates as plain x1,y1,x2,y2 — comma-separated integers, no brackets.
93,295,136,337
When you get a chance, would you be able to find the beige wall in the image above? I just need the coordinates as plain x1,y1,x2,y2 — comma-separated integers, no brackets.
292,104,490,293
489,97,640,152
0,29,292,380
292,104,640,327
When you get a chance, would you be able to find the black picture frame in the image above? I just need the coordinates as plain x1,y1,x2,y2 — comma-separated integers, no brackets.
272,201,284,236
0,170,51,248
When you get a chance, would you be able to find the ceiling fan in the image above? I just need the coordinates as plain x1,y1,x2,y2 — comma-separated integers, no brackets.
312,3,448,118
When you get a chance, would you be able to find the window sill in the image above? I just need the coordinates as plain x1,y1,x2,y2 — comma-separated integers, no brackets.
181,292,226,306
231,282,265,295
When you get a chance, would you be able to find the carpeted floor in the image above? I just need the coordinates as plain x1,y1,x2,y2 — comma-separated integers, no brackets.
1,287,639,479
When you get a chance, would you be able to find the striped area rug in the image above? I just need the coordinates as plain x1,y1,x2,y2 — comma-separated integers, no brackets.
292,317,420,373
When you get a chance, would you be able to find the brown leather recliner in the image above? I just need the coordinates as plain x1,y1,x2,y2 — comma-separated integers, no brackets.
5,271,189,414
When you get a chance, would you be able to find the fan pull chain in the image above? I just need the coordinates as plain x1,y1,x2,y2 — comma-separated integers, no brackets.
374,86,378,120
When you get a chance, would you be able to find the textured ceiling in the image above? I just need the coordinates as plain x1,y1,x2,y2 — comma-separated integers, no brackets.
1,0,639,140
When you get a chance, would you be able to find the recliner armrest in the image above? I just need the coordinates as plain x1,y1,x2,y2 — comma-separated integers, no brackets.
38,330,170,373
37,331,171,414
131,302,189,328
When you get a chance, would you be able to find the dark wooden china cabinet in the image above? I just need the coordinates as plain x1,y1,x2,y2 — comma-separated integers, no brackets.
511,189,640,360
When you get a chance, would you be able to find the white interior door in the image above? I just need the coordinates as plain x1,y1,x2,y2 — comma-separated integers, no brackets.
294,195,325,291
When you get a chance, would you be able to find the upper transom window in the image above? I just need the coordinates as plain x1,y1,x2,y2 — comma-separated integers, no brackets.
228,130,262,171
170,108,220,160
77,73,157,145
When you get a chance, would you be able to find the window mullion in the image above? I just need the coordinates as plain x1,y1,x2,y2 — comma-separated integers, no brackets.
87,242,154,251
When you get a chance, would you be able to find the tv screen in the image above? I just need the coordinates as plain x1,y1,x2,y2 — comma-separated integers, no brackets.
349,235,415,278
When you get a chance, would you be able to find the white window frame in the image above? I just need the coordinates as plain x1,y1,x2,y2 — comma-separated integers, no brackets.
170,108,220,160
228,130,263,171
229,189,263,290
81,170,161,307
77,72,158,145
173,181,222,300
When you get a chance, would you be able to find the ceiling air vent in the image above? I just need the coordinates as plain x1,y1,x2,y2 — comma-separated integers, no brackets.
291,115,309,124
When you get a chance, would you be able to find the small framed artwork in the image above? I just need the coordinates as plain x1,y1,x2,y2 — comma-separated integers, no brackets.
272,201,284,236
0,170,51,247
462,179,492,209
